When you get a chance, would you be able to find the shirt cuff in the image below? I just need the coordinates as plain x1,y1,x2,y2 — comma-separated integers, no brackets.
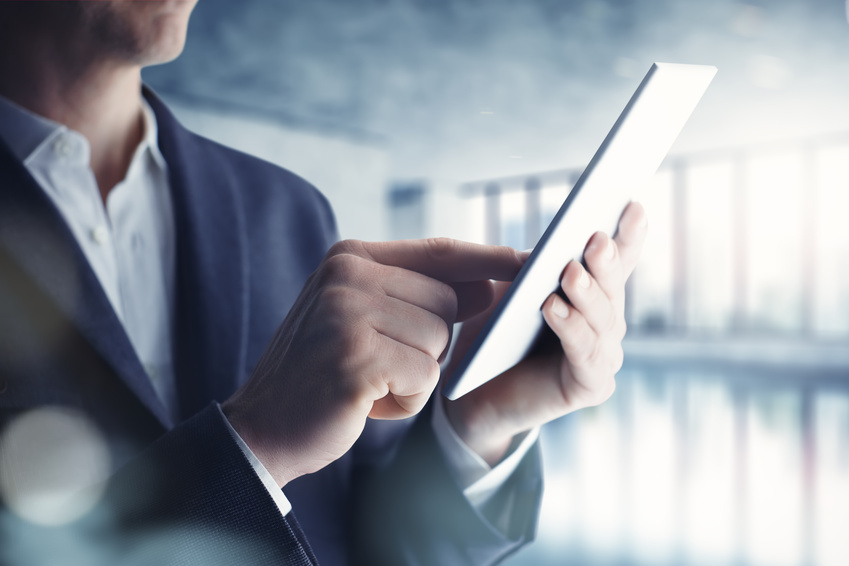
431,394,539,509
216,403,293,517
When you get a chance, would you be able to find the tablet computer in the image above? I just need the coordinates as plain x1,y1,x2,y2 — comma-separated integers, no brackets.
443,62,717,400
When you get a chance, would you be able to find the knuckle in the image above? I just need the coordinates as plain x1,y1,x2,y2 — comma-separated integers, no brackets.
393,402,417,420
319,285,359,313
327,239,363,258
391,354,439,409
320,253,347,282
570,339,596,368
430,319,451,358
321,251,366,284
424,355,442,385
424,237,458,260
409,351,440,388
399,390,430,418
587,338,608,368
435,282,458,322
340,325,379,371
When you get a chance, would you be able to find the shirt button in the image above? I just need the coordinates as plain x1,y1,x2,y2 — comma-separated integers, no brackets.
52,137,74,158
91,226,109,245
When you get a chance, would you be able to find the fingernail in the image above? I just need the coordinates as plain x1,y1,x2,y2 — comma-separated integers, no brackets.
551,296,570,318
519,248,533,261
578,267,590,289
604,238,615,260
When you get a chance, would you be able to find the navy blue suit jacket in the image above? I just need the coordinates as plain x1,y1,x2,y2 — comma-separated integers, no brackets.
0,88,542,565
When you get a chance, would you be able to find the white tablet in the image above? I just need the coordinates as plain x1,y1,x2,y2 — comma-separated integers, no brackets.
443,62,717,400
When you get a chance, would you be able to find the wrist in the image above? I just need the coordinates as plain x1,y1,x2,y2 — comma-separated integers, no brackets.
442,395,514,467
221,398,298,488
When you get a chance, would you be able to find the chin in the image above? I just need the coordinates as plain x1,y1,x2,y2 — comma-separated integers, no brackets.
83,0,197,67
135,7,195,67
139,31,189,67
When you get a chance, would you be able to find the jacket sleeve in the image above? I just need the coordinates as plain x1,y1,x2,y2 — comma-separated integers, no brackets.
1,404,317,566
350,400,544,566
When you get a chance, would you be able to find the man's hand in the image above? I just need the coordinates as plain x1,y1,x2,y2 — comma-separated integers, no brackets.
443,202,649,466
221,238,525,488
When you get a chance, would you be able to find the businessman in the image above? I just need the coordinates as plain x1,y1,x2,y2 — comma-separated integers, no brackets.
0,2,647,564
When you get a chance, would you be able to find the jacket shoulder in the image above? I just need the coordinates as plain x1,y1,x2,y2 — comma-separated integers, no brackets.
144,87,337,240
190,132,336,234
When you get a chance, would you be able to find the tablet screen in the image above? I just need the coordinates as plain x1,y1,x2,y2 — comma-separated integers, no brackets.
443,62,717,400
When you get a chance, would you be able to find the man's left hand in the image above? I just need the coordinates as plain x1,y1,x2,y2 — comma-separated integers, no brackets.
443,202,648,466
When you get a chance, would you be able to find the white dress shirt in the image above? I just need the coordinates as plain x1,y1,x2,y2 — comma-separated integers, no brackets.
0,95,179,423
0,94,536,525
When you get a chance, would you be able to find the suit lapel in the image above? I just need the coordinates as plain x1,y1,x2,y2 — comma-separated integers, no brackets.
146,88,250,418
0,90,250,426
0,139,174,428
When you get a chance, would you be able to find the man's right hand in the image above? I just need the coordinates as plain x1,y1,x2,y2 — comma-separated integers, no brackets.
221,238,525,488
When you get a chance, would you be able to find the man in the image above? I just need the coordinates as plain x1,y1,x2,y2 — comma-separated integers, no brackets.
0,2,647,564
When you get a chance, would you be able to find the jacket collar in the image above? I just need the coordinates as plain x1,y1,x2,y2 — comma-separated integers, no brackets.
144,86,249,419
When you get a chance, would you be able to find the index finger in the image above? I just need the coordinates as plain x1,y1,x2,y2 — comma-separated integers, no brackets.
333,238,526,283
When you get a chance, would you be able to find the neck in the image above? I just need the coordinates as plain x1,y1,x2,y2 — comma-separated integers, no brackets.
0,30,144,204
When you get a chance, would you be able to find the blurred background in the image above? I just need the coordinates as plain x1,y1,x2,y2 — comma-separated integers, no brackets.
144,0,849,564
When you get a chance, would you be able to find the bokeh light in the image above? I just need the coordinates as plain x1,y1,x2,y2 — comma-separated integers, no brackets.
0,407,110,526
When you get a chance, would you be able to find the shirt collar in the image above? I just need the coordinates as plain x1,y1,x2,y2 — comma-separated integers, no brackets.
140,97,167,170
0,93,167,171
